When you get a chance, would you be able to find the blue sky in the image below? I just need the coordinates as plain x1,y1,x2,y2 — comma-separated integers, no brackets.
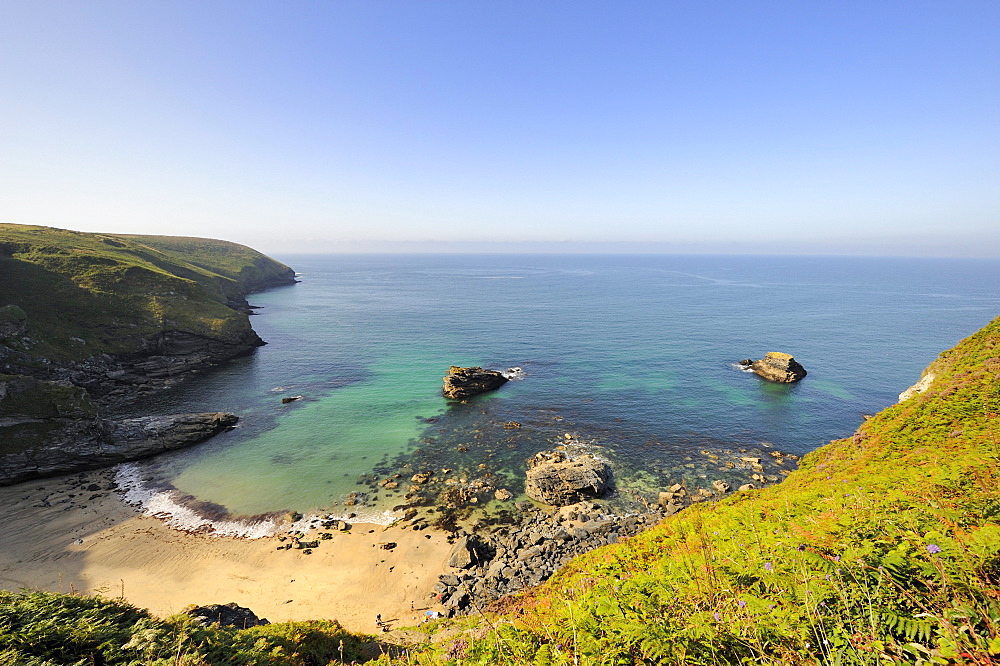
1,1,998,255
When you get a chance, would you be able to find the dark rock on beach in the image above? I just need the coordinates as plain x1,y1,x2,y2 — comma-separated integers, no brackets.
744,352,807,383
442,366,509,400
524,449,612,506
186,602,269,628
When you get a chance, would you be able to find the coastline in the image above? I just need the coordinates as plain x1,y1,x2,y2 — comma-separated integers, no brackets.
0,467,452,633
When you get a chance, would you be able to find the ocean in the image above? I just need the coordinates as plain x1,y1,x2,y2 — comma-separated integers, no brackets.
117,254,1000,535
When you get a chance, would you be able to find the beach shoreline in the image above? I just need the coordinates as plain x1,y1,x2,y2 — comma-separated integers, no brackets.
0,467,453,634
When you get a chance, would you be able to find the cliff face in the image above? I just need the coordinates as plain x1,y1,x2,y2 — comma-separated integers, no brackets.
0,224,295,484
0,224,296,405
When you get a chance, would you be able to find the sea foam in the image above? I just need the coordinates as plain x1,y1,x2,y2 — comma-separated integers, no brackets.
114,463,403,537
115,463,281,539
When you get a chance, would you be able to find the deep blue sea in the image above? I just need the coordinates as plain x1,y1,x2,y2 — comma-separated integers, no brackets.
119,254,1000,533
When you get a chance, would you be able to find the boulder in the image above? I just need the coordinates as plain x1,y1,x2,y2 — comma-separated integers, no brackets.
524,450,612,506
711,479,731,493
448,536,481,569
186,602,268,628
442,366,509,399
748,352,807,383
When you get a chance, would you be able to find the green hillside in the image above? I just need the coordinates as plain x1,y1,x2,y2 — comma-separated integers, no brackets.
0,224,295,364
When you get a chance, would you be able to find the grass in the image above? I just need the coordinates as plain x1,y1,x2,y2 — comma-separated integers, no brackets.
0,223,294,362
0,590,375,665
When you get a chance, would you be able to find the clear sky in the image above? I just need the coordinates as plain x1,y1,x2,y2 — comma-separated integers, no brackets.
1,1,998,255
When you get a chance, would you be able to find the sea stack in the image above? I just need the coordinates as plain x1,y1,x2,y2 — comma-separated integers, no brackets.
744,352,807,383
442,366,509,399
524,449,612,506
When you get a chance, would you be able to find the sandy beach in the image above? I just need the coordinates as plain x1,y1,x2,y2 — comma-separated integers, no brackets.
0,468,454,633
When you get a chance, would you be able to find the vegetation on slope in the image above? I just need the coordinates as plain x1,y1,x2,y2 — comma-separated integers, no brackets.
402,315,1000,664
0,223,294,363
0,591,376,666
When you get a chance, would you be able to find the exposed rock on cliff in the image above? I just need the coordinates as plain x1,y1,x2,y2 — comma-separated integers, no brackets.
744,352,807,383
524,449,613,506
898,372,936,402
442,366,509,399
0,305,27,339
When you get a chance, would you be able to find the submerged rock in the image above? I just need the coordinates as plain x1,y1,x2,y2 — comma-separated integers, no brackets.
747,352,807,383
442,366,509,399
524,449,612,506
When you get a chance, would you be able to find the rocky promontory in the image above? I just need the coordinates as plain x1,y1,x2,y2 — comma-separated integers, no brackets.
740,352,807,383
0,224,294,484
442,366,509,399
0,375,237,485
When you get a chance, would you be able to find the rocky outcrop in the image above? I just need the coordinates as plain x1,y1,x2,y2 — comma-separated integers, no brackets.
524,449,612,506
434,500,664,616
442,366,508,400
742,352,807,383
0,305,27,340
186,603,269,628
0,376,237,485
899,372,935,402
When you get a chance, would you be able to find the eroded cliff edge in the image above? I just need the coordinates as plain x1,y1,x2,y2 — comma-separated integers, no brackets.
0,223,296,484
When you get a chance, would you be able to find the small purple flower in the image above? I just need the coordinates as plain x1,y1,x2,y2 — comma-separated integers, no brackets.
764,561,773,571
714,612,721,621
926,543,942,554
825,574,832,581
834,555,840,562
797,544,806,551
737,599,746,608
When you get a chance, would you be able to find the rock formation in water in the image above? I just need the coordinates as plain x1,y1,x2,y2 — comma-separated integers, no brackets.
442,366,509,399
0,375,238,485
524,449,613,506
742,352,807,383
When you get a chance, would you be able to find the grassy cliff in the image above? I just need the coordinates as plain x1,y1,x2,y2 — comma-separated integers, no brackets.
0,223,295,364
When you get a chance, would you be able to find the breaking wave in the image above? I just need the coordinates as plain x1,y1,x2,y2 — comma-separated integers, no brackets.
114,463,402,538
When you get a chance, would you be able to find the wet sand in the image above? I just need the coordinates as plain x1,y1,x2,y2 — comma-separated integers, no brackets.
0,468,453,633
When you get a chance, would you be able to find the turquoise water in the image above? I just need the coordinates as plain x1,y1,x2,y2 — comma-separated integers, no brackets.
122,254,1000,525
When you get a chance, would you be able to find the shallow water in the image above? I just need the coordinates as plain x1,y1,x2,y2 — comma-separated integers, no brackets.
119,254,1000,532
